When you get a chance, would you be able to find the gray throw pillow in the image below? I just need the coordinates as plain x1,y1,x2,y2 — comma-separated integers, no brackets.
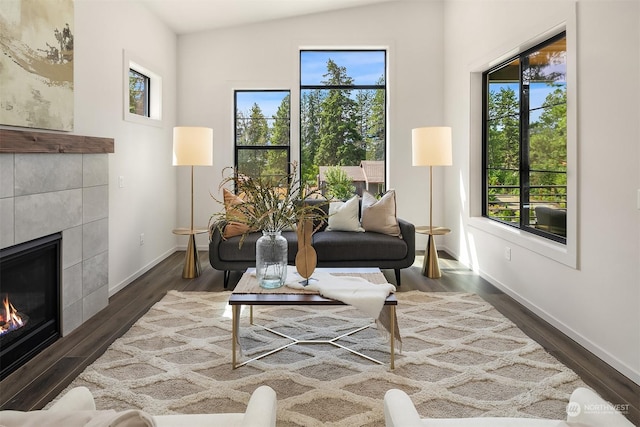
361,190,401,236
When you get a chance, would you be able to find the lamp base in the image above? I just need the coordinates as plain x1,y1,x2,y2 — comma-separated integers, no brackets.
173,228,207,279
422,235,441,279
183,234,202,279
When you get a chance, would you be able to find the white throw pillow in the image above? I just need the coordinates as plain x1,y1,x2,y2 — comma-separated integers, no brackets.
325,196,364,232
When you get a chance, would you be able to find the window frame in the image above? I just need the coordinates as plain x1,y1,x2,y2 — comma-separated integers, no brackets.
233,89,292,185
299,49,387,194
482,31,567,244
123,50,162,126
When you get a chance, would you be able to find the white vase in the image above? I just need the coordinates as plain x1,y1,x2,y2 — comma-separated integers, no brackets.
255,230,288,289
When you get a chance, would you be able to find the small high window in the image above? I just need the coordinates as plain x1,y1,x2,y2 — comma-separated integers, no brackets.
129,69,150,117
123,50,162,125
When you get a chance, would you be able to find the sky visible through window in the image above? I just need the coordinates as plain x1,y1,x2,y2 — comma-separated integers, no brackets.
236,91,289,120
300,50,385,85
235,51,385,118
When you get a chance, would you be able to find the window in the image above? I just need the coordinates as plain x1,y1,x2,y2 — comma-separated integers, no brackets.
129,69,149,117
234,90,291,181
123,50,162,125
483,33,567,243
300,50,386,197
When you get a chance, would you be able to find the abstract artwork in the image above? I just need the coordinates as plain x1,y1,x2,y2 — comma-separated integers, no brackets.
0,0,74,131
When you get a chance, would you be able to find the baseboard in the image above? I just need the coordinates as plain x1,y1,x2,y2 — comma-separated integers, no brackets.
109,247,176,297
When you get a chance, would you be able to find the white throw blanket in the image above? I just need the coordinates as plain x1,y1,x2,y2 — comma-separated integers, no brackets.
284,267,396,319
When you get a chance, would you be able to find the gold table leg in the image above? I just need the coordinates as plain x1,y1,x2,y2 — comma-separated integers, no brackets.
182,234,201,278
390,305,395,370
232,305,239,369
422,234,442,278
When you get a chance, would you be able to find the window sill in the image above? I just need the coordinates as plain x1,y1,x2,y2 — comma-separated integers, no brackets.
468,216,577,269
123,111,163,128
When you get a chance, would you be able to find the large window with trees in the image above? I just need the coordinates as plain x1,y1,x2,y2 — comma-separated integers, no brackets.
483,33,567,243
234,90,290,181
300,50,386,196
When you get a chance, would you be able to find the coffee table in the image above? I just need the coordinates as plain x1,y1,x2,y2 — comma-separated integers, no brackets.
229,268,398,370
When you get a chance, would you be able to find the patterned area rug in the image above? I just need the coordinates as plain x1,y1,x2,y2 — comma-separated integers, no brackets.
54,291,586,426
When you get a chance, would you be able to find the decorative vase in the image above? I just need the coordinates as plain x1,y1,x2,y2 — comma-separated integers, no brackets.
295,219,317,282
256,230,288,289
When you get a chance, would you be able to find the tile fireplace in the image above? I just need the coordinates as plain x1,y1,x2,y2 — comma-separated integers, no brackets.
0,129,114,376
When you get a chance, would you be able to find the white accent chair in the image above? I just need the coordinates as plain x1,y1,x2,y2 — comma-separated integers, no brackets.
0,385,277,427
384,387,634,427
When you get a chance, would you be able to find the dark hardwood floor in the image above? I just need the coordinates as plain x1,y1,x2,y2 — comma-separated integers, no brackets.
1,251,638,425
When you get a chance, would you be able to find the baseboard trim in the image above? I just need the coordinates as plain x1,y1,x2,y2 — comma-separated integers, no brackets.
109,247,176,297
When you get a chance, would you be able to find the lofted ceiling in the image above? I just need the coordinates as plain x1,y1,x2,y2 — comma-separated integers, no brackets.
139,0,402,35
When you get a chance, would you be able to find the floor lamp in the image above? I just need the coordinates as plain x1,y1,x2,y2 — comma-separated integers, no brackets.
173,126,213,278
412,126,452,278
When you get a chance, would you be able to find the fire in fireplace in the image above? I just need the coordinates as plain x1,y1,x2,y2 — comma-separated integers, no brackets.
1,295,27,336
0,233,61,380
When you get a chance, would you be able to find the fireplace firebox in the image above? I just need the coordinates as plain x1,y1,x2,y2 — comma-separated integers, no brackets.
0,233,61,380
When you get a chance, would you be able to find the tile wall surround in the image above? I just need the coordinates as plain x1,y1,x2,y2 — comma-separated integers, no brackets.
0,152,109,336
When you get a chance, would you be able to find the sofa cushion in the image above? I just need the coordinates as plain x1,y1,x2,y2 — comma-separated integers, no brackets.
48,386,96,411
384,389,573,427
361,190,401,236
218,231,298,263
0,409,155,427
312,230,407,261
222,188,252,239
326,195,364,232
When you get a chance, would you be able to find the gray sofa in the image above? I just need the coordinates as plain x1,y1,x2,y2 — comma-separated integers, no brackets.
209,209,415,288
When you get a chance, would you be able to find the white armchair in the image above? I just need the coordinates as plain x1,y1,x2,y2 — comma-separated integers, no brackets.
0,385,277,427
384,387,634,427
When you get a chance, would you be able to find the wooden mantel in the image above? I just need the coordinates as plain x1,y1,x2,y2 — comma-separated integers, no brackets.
0,129,114,154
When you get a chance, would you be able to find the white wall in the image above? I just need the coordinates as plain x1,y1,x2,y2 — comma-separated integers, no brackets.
176,1,446,252
74,0,178,294
443,0,640,384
